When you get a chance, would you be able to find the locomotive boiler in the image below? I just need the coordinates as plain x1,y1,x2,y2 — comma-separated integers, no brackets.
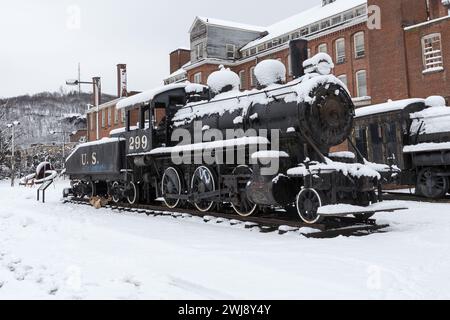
65,53,395,224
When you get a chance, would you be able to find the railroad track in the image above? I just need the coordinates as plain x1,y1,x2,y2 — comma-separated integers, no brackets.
63,198,390,239
382,191,450,204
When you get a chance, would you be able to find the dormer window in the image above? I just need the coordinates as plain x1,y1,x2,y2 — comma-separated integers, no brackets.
226,44,236,59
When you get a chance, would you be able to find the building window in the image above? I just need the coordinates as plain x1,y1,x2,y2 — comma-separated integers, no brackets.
335,38,346,63
239,70,245,90
193,72,202,84
121,110,126,123
226,44,236,59
300,28,309,36
332,15,342,25
337,74,348,88
343,10,354,21
356,70,367,97
318,43,328,53
250,67,256,87
90,114,94,131
114,108,119,124
195,42,204,60
320,19,331,30
250,47,257,55
102,110,106,128
356,6,367,17
307,48,311,58
422,33,444,72
354,32,365,58
107,108,112,127
310,24,320,33
288,54,292,76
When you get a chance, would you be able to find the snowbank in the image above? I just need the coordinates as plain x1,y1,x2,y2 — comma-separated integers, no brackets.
173,68,347,128
410,105,450,136
207,66,240,94
287,158,381,180
66,137,125,162
404,142,450,153
355,98,425,118
254,60,286,87
303,53,334,75
425,96,446,108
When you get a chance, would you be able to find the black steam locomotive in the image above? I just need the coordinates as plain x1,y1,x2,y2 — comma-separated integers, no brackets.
65,54,395,224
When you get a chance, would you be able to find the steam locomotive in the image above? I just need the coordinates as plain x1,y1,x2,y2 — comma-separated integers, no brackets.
65,53,396,224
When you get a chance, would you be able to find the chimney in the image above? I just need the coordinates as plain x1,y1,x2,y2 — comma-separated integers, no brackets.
290,39,309,79
117,64,128,97
170,48,191,74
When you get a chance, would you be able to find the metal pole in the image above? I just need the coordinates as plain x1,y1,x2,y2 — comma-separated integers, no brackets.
62,131,66,169
11,126,15,187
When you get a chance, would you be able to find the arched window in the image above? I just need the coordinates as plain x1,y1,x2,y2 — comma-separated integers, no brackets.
422,33,443,72
250,67,257,87
239,70,246,90
354,32,365,58
356,70,367,97
335,38,346,63
318,43,328,54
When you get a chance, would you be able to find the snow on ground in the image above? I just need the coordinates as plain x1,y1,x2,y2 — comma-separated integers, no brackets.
1,179,450,300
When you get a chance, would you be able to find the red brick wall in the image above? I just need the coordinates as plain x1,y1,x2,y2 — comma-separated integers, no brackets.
70,130,87,143
87,108,139,141
405,18,450,103
429,0,450,19
170,49,191,74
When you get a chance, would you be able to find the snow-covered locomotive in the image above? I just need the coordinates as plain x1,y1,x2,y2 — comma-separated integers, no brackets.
65,53,396,224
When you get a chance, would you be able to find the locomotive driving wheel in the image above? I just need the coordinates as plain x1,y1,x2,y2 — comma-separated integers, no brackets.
231,165,257,217
162,167,182,209
296,188,324,225
126,181,138,205
417,168,449,199
111,182,122,204
191,166,216,213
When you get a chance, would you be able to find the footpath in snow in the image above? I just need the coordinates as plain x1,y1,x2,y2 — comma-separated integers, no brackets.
0,179,450,299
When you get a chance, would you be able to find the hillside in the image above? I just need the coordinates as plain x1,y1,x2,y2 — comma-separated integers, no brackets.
0,91,115,148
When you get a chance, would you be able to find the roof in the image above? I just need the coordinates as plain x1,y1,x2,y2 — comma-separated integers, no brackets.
116,83,190,111
189,16,266,33
242,0,367,51
355,98,426,118
86,97,124,114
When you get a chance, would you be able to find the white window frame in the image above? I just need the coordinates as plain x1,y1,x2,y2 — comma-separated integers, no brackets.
356,70,367,97
422,33,444,72
114,108,119,124
318,43,328,54
193,72,202,84
121,110,126,124
250,67,256,87
102,109,106,128
195,42,204,60
337,74,348,88
107,107,112,127
335,38,346,64
239,70,245,90
226,44,236,59
354,32,365,58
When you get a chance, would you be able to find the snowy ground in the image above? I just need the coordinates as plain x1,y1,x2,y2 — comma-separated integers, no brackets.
1,179,450,300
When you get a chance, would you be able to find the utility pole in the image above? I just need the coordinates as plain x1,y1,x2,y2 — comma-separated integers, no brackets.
78,63,81,96
66,77,101,140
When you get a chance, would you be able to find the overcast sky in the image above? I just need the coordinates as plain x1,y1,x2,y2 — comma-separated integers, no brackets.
0,0,318,98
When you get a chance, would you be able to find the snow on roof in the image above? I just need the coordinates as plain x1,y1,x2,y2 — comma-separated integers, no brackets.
404,142,450,154
355,98,426,118
66,137,125,162
241,0,367,51
192,16,266,33
167,62,190,79
116,83,190,110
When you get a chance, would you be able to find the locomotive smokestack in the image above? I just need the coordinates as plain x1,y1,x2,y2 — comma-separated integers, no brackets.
117,64,128,97
289,39,308,79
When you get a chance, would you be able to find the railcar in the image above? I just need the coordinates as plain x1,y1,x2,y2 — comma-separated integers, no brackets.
65,54,397,224
353,97,450,199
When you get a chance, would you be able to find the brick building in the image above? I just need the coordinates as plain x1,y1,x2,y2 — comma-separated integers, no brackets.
165,0,450,106
86,64,141,141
